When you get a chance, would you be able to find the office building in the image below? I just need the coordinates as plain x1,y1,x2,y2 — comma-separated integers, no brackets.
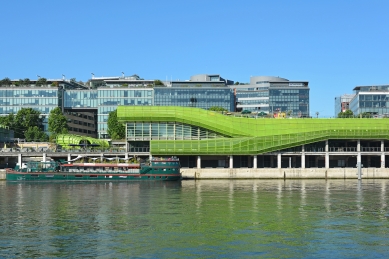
349,85,389,117
232,76,309,117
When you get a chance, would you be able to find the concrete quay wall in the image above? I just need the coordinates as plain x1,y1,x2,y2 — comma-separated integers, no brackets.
181,168,389,179
2,168,389,181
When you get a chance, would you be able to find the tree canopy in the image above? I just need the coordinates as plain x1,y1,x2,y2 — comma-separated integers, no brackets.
107,109,125,140
48,107,68,141
338,110,354,118
36,77,47,86
0,108,48,140
154,80,164,86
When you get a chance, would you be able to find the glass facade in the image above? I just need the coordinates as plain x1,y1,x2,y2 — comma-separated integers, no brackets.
64,90,97,108
0,87,60,133
97,88,154,138
154,87,234,111
350,93,389,116
269,89,309,117
126,122,227,141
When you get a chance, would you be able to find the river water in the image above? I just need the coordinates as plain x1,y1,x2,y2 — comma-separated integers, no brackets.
0,179,388,258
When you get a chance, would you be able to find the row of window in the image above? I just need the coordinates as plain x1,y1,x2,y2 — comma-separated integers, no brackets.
126,122,227,140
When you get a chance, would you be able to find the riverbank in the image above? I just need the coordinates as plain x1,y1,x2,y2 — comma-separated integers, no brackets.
181,167,389,179
2,168,389,180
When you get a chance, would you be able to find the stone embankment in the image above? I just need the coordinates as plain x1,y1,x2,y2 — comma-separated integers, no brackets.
181,168,389,179
1,168,388,180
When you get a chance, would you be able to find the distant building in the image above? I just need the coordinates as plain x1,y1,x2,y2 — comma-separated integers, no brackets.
349,85,389,116
232,76,309,117
334,94,355,116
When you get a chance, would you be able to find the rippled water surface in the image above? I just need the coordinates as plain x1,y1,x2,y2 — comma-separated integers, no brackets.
1,179,389,258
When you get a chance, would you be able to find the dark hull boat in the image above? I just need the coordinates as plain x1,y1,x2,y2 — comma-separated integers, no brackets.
6,158,181,182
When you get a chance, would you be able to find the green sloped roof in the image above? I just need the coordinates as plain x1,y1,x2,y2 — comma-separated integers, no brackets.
117,106,389,155
56,134,109,149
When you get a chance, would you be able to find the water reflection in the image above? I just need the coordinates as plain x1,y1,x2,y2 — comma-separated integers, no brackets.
1,180,389,258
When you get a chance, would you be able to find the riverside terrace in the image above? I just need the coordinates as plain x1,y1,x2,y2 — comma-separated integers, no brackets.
114,106,389,179
3,106,389,179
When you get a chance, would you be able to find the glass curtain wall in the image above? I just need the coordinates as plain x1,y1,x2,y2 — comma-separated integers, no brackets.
126,122,228,141
154,88,234,111
98,88,153,138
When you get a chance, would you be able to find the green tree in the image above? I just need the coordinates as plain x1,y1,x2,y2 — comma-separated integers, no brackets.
338,110,354,118
1,77,11,87
0,113,15,128
14,108,44,138
23,78,31,86
48,107,68,140
36,77,47,86
209,106,228,112
154,80,164,86
25,126,48,142
107,109,125,139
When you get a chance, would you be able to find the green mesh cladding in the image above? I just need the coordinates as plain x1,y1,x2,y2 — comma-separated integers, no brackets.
56,134,109,149
117,106,389,155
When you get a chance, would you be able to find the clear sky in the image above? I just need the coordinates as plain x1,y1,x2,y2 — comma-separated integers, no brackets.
1,0,388,117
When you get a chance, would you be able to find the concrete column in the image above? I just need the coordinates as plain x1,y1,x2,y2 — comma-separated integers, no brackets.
357,140,362,167
325,140,329,169
18,153,22,166
197,156,201,169
42,153,47,162
229,155,233,169
381,140,385,168
253,155,257,169
277,153,281,169
381,153,385,168
125,152,128,160
67,153,71,164
301,145,305,168
367,156,371,167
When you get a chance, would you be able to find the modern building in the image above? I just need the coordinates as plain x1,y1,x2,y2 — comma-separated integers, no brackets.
349,85,389,117
117,106,389,174
232,76,309,117
334,94,355,116
1,74,235,139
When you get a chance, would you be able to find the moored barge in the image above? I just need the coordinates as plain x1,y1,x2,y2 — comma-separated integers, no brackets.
6,157,181,181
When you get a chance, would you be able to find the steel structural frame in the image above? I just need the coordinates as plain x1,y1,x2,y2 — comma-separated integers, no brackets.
118,106,389,155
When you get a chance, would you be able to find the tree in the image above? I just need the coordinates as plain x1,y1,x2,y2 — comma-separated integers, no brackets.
36,77,47,86
209,106,227,112
1,77,11,87
25,126,48,142
23,78,31,86
14,108,44,138
0,113,15,128
154,80,164,86
338,110,354,118
48,107,68,140
107,109,125,140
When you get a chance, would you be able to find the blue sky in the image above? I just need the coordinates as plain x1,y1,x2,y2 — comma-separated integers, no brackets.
1,0,388,117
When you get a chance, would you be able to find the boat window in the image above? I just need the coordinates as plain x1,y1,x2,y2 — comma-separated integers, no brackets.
31,174,39,177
